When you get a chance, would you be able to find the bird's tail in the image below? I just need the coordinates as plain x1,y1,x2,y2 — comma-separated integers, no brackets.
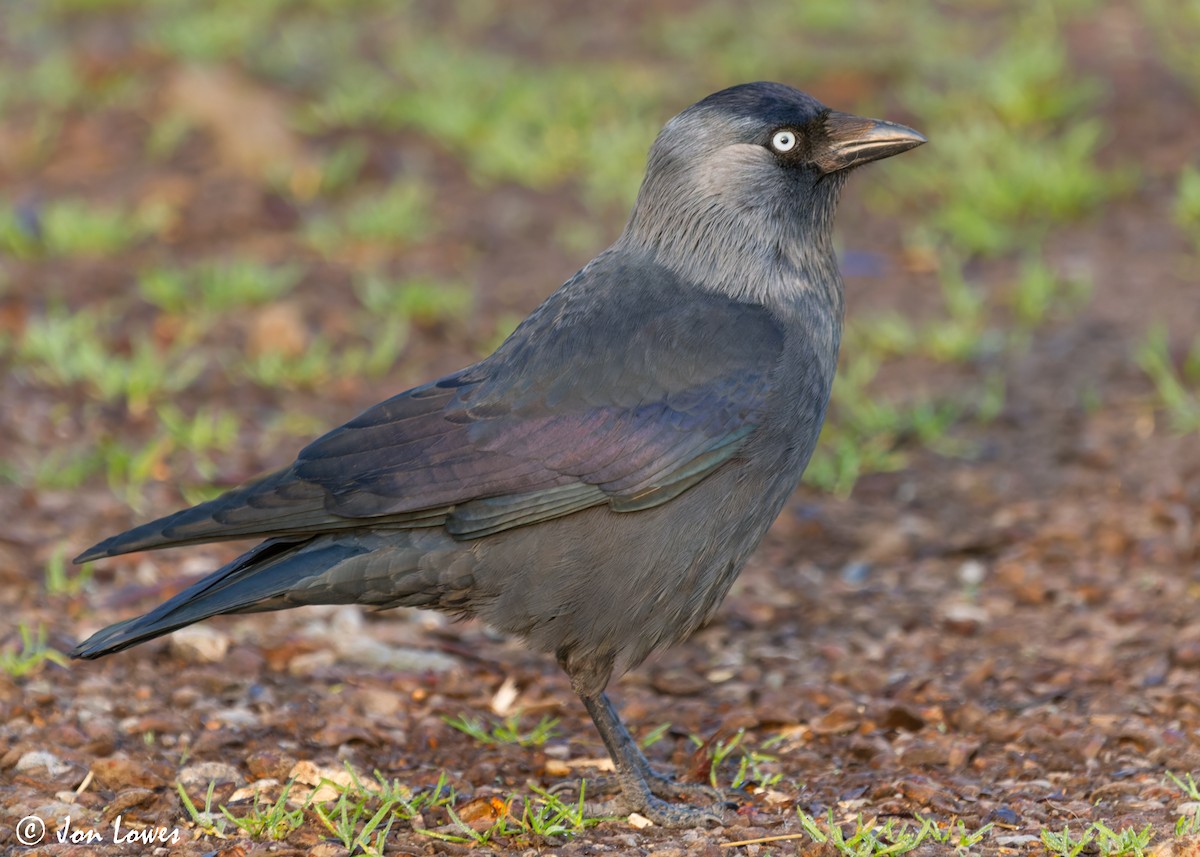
70,537,369,659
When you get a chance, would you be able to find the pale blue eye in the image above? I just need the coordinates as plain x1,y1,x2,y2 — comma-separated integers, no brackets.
771,130,797,152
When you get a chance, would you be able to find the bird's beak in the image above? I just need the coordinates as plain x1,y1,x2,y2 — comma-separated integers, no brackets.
816,111,926,174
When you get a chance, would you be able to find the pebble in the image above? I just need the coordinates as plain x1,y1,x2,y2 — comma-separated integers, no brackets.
34,801,93,829
810,701,861,735
228,779,281,803
246,750,297,781
986,806,1020,826
995,834,1041,847
169,625,230,663
288,760,355,802
17,750,73,778
840,560,871,585
356,687,403,716
958,559,987,587
91,755,169,790
331,636,460,673
942,602,988,635
177,761,240,789
309,844,347,857
207,707,260,729
287,649,336,675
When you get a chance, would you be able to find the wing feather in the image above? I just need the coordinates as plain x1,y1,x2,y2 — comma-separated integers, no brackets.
76,257,785,562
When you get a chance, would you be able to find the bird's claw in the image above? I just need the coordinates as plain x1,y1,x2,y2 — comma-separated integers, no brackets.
552,770,734,828
583,793,727,829
551,771,735,804
645,774,738,804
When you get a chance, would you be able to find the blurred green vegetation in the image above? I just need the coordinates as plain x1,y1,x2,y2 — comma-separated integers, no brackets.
139,260,303,315
0,0,1194,506
1144,0,1200,99
1136,328,1200,434
0,197,162,258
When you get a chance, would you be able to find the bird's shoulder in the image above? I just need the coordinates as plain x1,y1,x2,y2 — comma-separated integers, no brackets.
461,249,788,413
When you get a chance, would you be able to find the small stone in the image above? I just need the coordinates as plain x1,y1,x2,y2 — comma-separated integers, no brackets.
170,686,202,708
880,704,926,732
1177,801,1200,818
958,560,986,587
1172,638,1200,669
357,687,403,717
810,702,861,735
986,806,1020,826
995,835,1041,847
995,561,1047,605
90,755,169,790
288,649,336,675
899,741,951,767
628,812,654,828
840,561,871,585
169,625,230,663
34,801,94,831
650,669,708,696
228,779,281,804
100,788,158,822
177,761,240,789
942,602,988,635
333,637,460,673
456,796,505,830
17,750,73,778
289,760,354,802
246,750,297,781
308,845,346,857
207,707,260,729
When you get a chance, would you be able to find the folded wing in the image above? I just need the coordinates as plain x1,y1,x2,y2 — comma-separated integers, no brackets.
76,262,784,562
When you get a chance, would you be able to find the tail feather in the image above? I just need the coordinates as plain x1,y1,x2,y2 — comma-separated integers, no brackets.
73,468,451,564
73,470,321,563
70,537,367,659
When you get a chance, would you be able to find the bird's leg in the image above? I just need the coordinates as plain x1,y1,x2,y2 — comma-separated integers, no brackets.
577,690,727,827
588,696,731,802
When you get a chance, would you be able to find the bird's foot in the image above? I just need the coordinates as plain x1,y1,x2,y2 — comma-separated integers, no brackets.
582,792,727,829
568,692,736,828
551,770,733,804
552,772,734,828
644,770,740,804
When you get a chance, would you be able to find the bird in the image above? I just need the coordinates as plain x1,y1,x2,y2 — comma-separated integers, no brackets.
70,82,924,827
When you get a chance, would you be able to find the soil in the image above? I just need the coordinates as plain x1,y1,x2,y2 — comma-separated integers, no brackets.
2,3,1199,856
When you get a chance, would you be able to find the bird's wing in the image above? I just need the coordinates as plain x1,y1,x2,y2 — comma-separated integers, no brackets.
76,262,785,561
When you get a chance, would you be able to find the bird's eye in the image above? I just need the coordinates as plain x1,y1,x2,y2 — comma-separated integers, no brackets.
770,130,797,152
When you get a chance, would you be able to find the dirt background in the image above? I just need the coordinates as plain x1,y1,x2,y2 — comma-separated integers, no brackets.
2,1,1200,855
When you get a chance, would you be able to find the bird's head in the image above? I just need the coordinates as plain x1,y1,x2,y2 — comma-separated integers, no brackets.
621,82,925,304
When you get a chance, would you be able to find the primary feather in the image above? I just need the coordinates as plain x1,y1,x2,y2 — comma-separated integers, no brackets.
76,260,783,563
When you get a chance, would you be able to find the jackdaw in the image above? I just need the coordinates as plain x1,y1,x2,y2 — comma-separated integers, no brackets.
71,82,924,826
